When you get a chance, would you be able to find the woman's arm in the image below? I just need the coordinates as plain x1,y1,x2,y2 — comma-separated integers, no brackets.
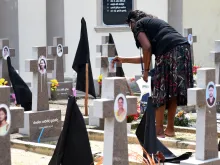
137,32,152,71
122,56,143,64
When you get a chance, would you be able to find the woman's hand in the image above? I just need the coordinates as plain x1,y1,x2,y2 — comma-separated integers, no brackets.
112,56,124,65
143,70,148,82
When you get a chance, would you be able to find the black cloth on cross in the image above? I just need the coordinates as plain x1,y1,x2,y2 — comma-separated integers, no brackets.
136,97,192,163
72,17,96,99
48,96,94,165
7,56,32,111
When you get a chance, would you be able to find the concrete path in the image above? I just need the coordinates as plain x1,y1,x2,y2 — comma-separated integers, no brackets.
11,140,194,165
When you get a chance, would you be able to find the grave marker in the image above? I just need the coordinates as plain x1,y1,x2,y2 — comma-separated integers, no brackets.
47,37,72,100
0,86,12,165
19,46,61,141
180,68,220,165
93,77,137,165
210,40,220,112
89,35,118,127
0,39,15,86
184,28,197,66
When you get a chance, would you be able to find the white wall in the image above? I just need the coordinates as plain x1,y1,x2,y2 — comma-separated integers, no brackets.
64,0,168,79
18,0,47,82
183,0,220,68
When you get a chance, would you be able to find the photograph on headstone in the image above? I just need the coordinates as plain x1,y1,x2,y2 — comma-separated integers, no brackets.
38,56,47,74
2,46,10,60
114,93,127,122
0,104,11,136
108,57,116,73
188,34,193,45
206,81,216,108
56,44,63,57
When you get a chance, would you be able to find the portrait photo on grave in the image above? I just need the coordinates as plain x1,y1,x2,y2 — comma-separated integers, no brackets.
188,34,193,45
108,57,116,73
0,104,11,136
206,81,217,108
38,56,47,74
57,44,63,57
2,46,10,60
114,93,127,122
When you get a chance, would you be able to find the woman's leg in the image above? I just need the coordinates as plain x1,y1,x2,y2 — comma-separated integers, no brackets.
156,104,166,137
165,97,177,137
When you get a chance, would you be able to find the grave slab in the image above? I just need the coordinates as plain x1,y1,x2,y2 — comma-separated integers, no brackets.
19,46,61,141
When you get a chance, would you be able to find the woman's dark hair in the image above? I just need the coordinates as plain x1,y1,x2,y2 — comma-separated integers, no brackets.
118,97,124,102
4,47,8,51
0,107,7,121
39,59,46,69
126,10,157,24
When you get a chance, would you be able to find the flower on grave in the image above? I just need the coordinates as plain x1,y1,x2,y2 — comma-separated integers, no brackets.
193,65,201,75
127,101,141,123
174,110,190,127
0,78,8,86
130,77,135,82
10,93,17,105
50,79,59,91
97,74,102,85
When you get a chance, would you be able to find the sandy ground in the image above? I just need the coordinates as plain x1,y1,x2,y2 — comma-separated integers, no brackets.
11,140,194,165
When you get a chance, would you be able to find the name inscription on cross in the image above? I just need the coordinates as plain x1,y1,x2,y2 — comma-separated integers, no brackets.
0,39,15,86
183,28,197,66
93,77,137,165
19,46,61,141
180,68,220,165
47,37,72,100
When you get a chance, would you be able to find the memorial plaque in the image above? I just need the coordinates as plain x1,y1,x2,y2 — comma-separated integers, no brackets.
103,0,133,25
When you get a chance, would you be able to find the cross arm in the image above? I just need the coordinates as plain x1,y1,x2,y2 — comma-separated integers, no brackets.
96,56,108,68
210,51,220,63
25,59,38,72
48,46,68,56
93,99,114,118
97,44,116,57
187,88,206,106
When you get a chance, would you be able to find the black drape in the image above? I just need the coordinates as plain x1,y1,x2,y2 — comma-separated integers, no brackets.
7,56,32,111
48,96,94,165
136,97,192,163
72,17,96,98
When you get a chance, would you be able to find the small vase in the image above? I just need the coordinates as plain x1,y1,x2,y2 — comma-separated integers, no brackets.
127,123,132,134
98,84,102,97
51,91,57,100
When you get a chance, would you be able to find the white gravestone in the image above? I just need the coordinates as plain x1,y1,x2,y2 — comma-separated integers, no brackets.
47,37,73,99
89,36,118,128
19,46,61,141
93,77,137,165
180,68,220,165
184,28,197,66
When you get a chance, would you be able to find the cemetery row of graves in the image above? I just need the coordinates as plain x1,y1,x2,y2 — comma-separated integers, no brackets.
1,18,220,164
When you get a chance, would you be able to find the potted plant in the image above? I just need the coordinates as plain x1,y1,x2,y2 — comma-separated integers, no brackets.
50,79,59,100
97,74,102,97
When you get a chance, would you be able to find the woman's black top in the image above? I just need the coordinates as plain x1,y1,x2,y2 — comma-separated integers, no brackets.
132,17,188,56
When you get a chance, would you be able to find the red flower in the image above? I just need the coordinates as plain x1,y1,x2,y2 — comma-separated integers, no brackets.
130,78,135,82
193,66,200,74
